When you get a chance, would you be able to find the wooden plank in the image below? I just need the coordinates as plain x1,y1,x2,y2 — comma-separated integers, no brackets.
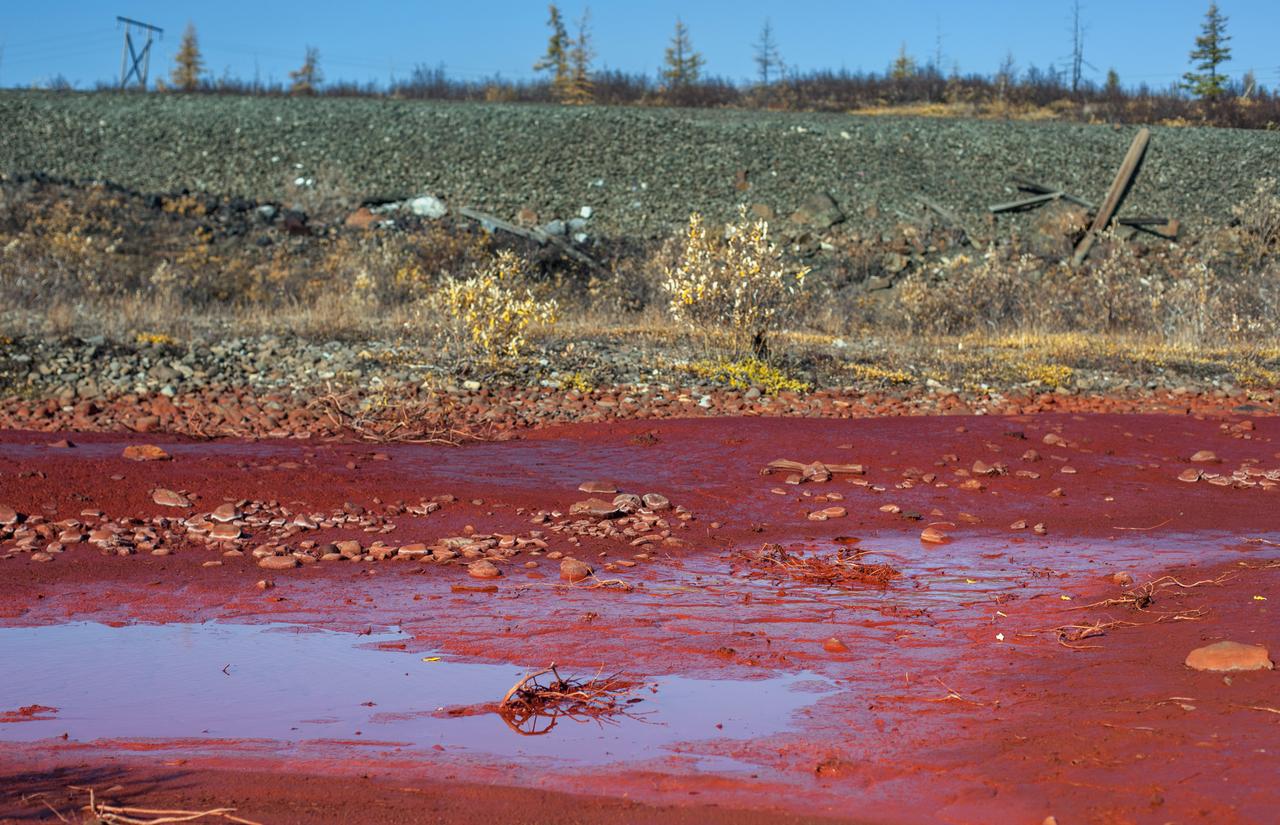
1071,128,1151,265
1012,177,1096,210
458,206,602,269
1117,216,1180,239
988,191,1063,213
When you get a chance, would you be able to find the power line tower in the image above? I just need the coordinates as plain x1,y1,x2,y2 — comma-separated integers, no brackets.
117,16,163,89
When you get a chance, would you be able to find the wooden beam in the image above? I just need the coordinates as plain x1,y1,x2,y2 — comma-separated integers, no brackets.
458,206,602,269
1071,128,1151,265
1011,177,1096,210
1117,216,1180,239
988,191,1063,213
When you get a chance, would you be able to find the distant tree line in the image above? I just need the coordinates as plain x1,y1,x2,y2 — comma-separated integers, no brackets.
98,4,1278,130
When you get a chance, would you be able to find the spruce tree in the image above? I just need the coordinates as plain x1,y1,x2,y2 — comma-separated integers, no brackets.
170,23,204,92
533,4,571,101
565,8,594,105
662,18,705,90
1181,3,1231,99
890,43,917,80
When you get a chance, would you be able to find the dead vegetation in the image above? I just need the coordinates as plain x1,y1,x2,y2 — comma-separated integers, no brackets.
739,543,901,589
314,389,497,444
19,786,264,825
1,175,1278,394
1045,571,1236,649
497,663,638,735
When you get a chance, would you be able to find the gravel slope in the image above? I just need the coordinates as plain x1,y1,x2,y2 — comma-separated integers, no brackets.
0,90,1273,238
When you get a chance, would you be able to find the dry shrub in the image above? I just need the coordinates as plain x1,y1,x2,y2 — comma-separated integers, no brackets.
892,219,1280,345
433,249,559,364
663,207,808,357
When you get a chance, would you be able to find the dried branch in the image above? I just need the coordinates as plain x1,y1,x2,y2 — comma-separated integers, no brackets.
739,543,899,589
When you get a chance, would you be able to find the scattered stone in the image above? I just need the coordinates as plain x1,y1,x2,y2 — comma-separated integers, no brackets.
210,503,241,522
1191,450,1218,463
788,191,845,230
258,555,299,570
1185,641,1273,672
578,480,618,494
1110,571,1134,586
612,493,643,513
1178,469,1202,483
344,207,377,230
208,523,242,541
123,444,171,461
560,557,593,583
31,551,53,562
408,195,447,219
152,488,192,508
0,505,18,527
920,524,950,544
641,493,670,511
822,637,849,653
256,579,275,590
569,498,622,519
47,439,75,449
468,559,502,579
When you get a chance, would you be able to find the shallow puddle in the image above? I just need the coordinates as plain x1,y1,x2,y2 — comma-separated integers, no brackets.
0,621,831,769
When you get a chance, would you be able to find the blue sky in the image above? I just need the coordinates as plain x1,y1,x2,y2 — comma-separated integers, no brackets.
2,1,1277,91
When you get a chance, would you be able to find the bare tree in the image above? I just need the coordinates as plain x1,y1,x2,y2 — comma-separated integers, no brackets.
1066,0,1094,93
753,18,783,86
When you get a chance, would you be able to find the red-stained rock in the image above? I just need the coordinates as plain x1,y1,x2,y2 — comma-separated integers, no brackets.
1185,641,1273,672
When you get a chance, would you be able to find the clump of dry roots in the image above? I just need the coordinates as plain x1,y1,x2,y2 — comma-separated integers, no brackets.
498,663,637,735
315,390,496,444
741,543,901,589
61,786,263,824
1046,571,1236,649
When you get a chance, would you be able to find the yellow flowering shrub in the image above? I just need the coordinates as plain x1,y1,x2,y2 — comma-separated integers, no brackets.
688,357,810,394
664,208,809,357
437,250,558,363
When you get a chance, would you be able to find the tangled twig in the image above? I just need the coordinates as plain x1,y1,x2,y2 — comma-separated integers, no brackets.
739,544,900,589
314,390,496,444
1073,571,1236,612
69,787,263,825
497,662,637,735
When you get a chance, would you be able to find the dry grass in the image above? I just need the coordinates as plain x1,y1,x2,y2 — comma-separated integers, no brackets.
1,177,1278,392
739,543,901,589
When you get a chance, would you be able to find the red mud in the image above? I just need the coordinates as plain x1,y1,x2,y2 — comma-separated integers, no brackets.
1,411,1277,824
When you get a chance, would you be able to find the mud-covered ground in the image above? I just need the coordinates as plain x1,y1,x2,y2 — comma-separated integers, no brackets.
1,409,1276,824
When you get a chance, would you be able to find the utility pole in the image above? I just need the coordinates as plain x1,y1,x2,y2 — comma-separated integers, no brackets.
117,16,163,89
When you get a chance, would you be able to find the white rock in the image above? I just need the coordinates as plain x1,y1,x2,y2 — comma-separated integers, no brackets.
408,195,447,219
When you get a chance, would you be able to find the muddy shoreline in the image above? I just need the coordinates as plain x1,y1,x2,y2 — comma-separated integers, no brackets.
2,412,1277,824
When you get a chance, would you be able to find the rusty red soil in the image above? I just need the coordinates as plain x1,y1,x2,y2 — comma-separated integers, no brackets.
1,411,1278,824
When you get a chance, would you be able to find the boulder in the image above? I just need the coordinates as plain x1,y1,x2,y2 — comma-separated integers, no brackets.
1028,201,1089,259
1185,641,1273,672
789,192,845,230
560,557,593,583
408,195,447,219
